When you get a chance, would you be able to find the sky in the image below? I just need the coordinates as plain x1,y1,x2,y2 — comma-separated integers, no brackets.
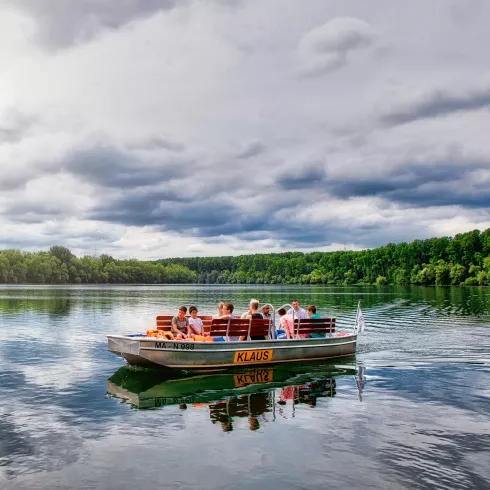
1,0,490,259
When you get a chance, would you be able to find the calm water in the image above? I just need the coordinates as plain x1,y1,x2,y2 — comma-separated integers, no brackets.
0,285,489,490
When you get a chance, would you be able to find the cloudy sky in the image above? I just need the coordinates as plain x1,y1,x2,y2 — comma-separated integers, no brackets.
1,0,490,259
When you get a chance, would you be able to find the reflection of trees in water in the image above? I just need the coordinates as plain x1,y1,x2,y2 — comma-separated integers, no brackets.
0,296,116,317
209,378,337,432
0,297,73,317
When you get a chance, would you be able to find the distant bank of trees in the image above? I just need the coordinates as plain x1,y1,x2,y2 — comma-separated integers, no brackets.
163,229,490,286
2,228,490,285
0,246,196,284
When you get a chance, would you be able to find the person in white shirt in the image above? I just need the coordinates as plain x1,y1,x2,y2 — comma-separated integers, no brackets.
188,306,203,335
287,299,308,320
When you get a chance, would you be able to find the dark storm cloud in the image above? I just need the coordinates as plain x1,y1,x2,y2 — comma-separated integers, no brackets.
276,163,327,190
89,188,273,237
1,202,64,223
381,86,490,126
62,145,189,188
10,0,183,48
327,158,490,208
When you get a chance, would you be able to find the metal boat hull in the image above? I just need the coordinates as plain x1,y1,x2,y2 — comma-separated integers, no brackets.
107,334,357,370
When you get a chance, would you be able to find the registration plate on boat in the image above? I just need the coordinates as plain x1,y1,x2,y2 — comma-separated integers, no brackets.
233,349,272,364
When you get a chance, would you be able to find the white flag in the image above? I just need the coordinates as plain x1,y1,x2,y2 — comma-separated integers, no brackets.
357,310,365,332
356,303,366,333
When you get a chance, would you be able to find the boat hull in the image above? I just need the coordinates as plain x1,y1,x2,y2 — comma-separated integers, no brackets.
107,334,357,370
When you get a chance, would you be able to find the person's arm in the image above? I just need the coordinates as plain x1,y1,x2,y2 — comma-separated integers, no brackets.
188,319,199,335
171,317,180,335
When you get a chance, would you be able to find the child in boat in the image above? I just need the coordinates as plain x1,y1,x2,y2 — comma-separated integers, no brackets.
306,305,321,318
219,302,235,320
307,305,325,338
277,307,294,339
188,306,203,335
219,303,238,341
171,306,190,339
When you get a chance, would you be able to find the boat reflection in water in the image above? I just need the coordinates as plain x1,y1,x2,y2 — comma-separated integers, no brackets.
107,362,364,432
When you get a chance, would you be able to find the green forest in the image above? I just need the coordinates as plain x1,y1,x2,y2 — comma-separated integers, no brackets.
1,228,490,285
164,228,490,286
0,246,196,284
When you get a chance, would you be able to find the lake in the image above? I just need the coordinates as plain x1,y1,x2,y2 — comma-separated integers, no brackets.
0,285,489,489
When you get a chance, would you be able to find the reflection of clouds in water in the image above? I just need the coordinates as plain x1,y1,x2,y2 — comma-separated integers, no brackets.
0,370,186,483
0,403,83,479
1,362,489,489
369,365,490,416
374,402,490,490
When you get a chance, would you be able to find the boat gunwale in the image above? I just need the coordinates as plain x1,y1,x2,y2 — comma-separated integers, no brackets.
107,333,356,349
138,339,357,353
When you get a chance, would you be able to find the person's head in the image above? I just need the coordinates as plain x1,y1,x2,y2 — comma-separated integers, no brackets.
223,302,234,315
249,298,259,311
177,305,187,319
262,304,270,316
189,305,198,318
291,299,300,311
307,305,317,316
217,302,224,315
278,307,286,316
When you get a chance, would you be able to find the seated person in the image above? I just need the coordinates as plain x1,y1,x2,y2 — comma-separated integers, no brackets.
306,305,325,338
287,299,308,320
306,305,321,318
261,304,274,323
218,303,237,341
277,308,294,339
219,302,235,320
246,299,265,341
188,305,203,335
213,302,225,319
171,306,189,339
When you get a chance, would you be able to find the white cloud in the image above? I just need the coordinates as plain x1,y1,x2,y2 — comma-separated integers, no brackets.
297,17,373,76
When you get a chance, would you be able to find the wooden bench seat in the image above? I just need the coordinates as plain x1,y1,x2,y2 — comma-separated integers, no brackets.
209,318,272,340
156,315,213,334
154,315,334,339
293,318,335,337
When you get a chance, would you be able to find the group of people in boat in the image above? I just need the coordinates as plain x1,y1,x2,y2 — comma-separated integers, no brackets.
170,299,322,340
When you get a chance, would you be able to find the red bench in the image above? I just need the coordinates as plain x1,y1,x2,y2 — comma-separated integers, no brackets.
293,318,335,338
209,318,272,340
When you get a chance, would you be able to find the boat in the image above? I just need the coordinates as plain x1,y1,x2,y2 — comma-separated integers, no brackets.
107,303,361,371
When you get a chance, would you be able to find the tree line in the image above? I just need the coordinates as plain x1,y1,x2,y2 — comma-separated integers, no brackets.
0,246,197,284
163,229,490,286
2,228,490,285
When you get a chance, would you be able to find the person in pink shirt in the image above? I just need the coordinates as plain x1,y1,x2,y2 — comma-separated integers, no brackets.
277,307,294,339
